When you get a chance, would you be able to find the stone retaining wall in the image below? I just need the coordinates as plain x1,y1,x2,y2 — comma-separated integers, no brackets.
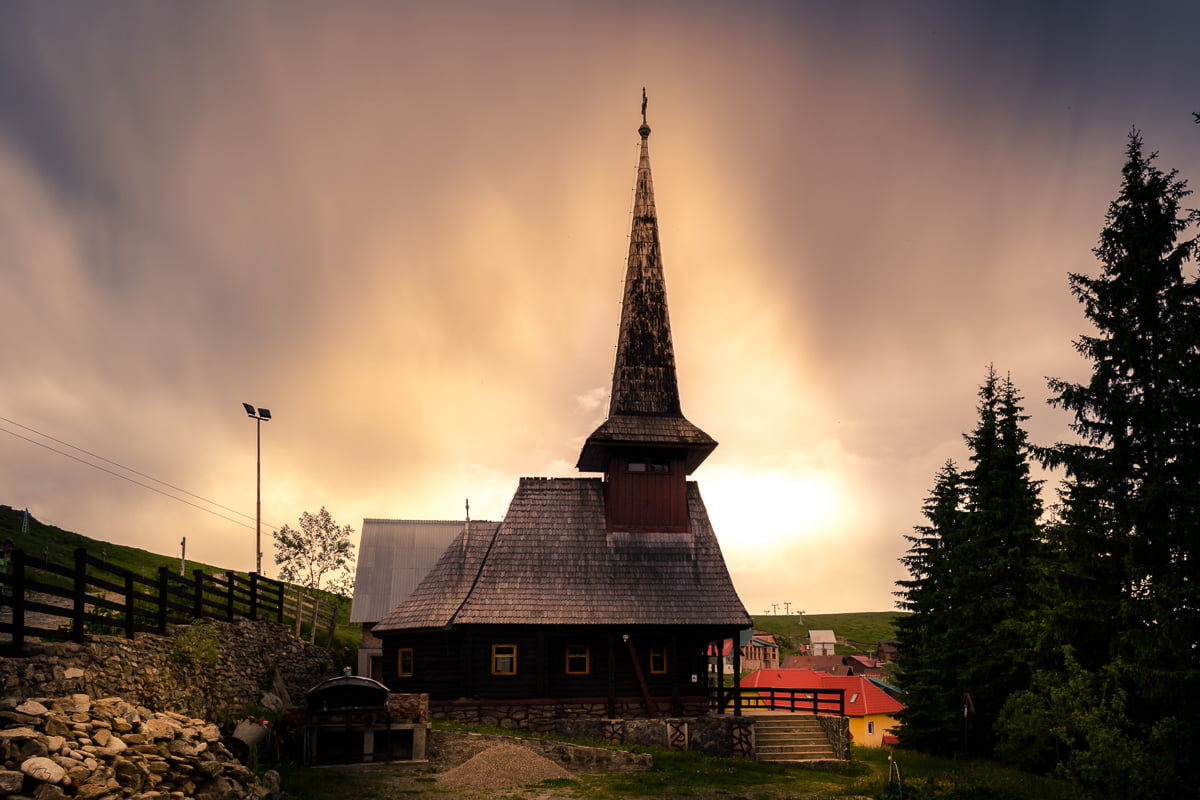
0,619,334,723
556,715,756,758
817,715,851,760
430,697,708,733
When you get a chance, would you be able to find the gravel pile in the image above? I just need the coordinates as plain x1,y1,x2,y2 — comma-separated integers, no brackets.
437,743,572,789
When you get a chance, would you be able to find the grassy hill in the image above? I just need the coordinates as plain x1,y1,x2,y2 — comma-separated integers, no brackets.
752,611,906,657
0,504,361,662
1,504,231,579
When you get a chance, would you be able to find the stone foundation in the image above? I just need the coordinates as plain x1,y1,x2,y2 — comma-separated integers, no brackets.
430,696,708,733
817,715,851,760
0,619,335,723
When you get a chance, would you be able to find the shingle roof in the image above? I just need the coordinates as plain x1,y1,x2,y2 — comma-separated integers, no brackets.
576,116,714,475
373,476,751,632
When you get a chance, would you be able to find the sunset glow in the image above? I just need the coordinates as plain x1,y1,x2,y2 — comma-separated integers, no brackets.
3,1,1199,614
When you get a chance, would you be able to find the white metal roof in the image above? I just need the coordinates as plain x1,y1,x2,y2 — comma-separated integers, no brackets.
348,519,466,623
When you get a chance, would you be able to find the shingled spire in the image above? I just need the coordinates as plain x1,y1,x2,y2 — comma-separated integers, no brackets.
577,94,716,476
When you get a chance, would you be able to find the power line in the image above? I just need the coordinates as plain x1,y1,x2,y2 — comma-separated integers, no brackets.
0,416,279,533
0,414,258,523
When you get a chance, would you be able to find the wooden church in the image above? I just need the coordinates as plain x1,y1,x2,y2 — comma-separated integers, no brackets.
373,103,751,723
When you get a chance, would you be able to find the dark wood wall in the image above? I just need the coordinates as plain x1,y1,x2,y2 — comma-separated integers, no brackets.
380,624,727,708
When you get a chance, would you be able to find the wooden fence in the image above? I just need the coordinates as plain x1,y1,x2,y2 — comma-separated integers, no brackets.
0,547,339,656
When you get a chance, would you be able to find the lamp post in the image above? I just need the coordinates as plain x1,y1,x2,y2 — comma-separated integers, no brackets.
242,403,271,574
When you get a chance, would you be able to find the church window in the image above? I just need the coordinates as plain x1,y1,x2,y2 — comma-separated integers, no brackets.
649,645,668,674
397,648,414,677
492,644,518,675
565,645,590,674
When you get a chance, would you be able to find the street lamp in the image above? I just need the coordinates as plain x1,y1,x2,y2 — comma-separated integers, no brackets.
242,403,271,574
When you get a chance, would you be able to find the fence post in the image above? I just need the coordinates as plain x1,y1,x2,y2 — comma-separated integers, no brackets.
309,596,320,644
325,602,338,649
72,547,88,644
156,566,169,635
249,572,259,621
193,569,205,619
293,590,302,637
225,574,234,622
123,569,135,640
10,549,25,654
275,579,284,624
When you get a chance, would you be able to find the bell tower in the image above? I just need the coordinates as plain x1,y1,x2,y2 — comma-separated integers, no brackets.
576,94,716,532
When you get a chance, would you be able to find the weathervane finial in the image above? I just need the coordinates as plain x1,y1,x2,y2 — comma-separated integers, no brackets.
639,87,651,138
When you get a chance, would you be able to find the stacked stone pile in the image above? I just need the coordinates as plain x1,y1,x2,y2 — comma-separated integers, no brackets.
0,695,279,800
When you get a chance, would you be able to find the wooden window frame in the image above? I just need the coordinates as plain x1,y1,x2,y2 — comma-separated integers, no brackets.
492,644,518,675
397,647,414,677
626,459,671,474
564,644,591,675
649,645,668,674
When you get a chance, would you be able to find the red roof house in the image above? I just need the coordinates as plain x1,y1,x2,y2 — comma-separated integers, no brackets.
742,668,904,747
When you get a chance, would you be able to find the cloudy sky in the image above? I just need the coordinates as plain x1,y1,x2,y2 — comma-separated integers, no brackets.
3,1,1199,615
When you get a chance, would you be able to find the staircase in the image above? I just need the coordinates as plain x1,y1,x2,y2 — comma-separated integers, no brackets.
752,715,840,763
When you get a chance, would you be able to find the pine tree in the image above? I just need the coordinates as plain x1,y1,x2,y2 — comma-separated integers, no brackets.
1039,130,1200,788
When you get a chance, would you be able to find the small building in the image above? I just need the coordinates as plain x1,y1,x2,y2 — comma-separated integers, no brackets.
808,629,837,656
780,655,853,675
710,630,780,673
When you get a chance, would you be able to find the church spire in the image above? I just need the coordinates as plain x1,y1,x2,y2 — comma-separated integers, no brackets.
577,96,716,476
608,89,680,417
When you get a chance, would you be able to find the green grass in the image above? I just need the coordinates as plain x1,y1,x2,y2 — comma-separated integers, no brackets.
274,741,1088,800
751,612,907,657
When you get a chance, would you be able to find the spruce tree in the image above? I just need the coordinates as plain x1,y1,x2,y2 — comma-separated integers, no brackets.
1040,130,1200,787
955,368,1045,753
896,368,1045,755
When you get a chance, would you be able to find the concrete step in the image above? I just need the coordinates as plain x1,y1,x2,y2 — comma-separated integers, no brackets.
752,716,839,762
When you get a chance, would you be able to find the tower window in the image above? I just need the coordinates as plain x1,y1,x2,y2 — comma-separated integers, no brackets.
627,459,671,473
649,645,668,674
